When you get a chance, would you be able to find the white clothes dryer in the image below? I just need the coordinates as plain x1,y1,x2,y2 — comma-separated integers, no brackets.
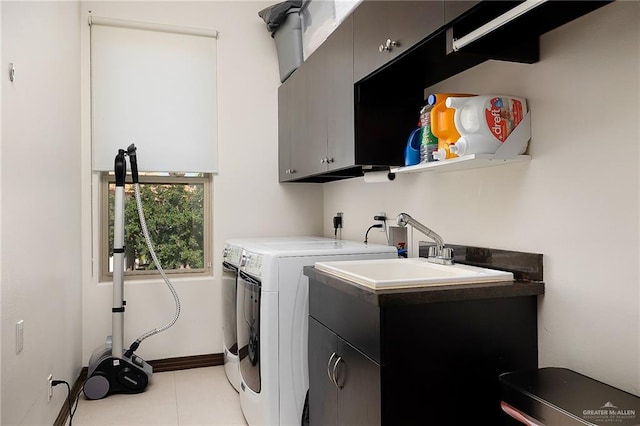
236,240,397,425
222,237,334,392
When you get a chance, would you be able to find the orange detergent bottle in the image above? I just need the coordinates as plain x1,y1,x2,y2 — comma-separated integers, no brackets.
428,93,475,160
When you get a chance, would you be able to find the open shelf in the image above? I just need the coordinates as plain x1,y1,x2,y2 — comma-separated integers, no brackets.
393,109,532,174
391,154,530,174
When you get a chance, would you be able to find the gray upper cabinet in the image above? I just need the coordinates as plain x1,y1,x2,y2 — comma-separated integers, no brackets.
352,1,388,84
294,47,327,178
278,68,309,182
277,81,292,182
353,0,444,83
444,0,481,24
278,15,356,182
325,14,355,172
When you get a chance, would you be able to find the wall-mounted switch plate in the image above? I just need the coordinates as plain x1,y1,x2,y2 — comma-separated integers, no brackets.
47,374,53,402
16,320,24,354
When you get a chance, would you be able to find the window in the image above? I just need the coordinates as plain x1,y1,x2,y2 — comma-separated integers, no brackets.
100,173,211,281
90,16,218,281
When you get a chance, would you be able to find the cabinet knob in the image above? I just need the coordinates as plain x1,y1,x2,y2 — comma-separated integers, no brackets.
320,158,326,164
327,157,334,163
378,39,398,53
285,168,296,174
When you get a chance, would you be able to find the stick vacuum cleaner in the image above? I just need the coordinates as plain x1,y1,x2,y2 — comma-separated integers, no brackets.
84,144,181,400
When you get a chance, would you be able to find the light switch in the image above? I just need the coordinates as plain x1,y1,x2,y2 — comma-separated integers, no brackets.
16,320,24,354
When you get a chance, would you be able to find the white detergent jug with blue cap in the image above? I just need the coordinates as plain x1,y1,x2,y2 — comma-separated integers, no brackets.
445,95,528,156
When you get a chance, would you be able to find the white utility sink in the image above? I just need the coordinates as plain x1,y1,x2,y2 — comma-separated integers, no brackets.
314,257,513,289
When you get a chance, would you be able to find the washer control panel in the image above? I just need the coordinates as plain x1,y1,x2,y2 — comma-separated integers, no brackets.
223,244,243,266
241,251,264,277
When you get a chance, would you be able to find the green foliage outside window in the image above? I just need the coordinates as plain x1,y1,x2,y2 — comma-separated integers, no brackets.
107,179,206,274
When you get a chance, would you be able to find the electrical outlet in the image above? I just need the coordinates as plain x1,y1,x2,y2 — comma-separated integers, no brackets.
47,374,53,402
16,320,24,354
377,212,387,232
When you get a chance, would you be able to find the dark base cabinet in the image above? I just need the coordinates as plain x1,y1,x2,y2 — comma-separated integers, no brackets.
309,318,382,426
307,275,540,425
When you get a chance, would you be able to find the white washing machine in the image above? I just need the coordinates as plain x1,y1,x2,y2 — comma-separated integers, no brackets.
222,237,334,392
222,242,244,392
236,240,397,425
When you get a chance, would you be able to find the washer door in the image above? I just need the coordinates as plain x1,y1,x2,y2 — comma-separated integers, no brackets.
222,261,239,356
237,270,261,393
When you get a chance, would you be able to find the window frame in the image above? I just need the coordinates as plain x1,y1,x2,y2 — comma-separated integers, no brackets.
100,172,212,282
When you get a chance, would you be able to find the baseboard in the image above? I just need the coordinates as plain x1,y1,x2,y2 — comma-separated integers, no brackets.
54,353,223,426
150,353,223,372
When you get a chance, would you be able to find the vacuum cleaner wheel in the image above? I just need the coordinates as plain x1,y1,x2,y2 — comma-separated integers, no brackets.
84,374,110,400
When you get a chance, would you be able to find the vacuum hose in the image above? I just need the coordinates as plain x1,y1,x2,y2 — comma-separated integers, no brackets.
124,144,181,358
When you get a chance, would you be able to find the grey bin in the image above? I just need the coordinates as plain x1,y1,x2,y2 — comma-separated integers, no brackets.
273,8,303,83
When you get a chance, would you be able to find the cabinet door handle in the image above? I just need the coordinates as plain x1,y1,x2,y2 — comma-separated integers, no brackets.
327,352,338,385
332,356,344,389
378,38,398,53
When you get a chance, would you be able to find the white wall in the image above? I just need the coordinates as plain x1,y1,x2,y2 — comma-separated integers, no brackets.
80,1,324,363
1,1,82,425
0,2,4,422
325,1,640,395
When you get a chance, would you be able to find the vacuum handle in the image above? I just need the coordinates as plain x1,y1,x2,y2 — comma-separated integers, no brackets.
127,144,139,184
114,149,127,187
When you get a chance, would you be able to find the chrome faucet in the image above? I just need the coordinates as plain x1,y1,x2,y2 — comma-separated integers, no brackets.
396,213,454,264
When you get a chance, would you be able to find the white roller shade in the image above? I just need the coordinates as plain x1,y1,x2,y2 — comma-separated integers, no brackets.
90,16,218,173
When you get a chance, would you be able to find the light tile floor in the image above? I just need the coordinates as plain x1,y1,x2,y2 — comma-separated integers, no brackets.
73,366,247,426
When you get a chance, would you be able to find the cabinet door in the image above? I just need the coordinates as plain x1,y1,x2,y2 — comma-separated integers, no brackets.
309,317,338,426
353,0,389,83
336,338,381,426
278,81,292,182
388,1,444,57
304,48,329,176
325,15,354,171
444,0,480,24
288,67,307,181
354,1,444,83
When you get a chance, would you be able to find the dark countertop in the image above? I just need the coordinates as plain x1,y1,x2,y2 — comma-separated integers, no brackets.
303,265,545,307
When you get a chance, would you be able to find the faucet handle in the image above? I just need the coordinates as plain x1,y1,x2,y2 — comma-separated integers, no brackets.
427,246,455,265
441,247,454,261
